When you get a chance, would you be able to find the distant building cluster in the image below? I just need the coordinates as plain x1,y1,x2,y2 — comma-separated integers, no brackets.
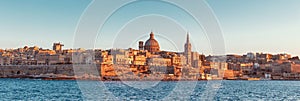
223,52,300,80
0,42,84,65
1,32,300,80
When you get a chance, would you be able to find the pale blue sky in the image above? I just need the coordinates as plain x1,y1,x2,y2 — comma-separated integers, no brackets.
0,0,91,49
207,0,300,56
0,0,299,56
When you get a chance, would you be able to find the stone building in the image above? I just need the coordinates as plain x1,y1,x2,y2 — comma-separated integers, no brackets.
0,56,12,65
191,52,202,68
171,54,185,66
53,42,64,52
147,57,171,67
36,54,65,65
133,55,146,66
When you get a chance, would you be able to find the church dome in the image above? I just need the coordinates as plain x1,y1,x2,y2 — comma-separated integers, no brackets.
144,32,160,52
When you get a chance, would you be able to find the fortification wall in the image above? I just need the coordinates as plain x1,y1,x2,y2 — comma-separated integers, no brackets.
0,64,101,77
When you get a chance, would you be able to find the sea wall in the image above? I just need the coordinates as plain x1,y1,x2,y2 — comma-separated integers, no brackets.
0,64,101,77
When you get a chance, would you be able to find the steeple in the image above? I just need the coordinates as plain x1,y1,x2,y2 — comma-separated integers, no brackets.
184,32,192,66
186,32,190,43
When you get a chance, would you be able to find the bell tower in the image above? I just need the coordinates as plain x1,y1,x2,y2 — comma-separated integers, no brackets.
184,33,192,66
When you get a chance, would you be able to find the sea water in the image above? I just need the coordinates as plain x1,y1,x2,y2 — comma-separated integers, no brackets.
0,79,300,100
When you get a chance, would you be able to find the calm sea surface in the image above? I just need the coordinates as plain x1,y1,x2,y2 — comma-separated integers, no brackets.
0,79,300,100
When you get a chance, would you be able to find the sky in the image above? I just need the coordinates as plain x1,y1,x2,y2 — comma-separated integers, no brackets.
0,0,299,56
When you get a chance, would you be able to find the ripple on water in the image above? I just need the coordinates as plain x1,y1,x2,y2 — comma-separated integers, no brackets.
0,79,300,100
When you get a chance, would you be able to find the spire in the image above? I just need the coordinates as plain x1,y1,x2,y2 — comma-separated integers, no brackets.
186,32,190,43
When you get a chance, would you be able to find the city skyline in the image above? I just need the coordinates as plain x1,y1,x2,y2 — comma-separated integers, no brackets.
1,1,300,100
1,32,299,82
0,0,299,56
0,40,297,58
